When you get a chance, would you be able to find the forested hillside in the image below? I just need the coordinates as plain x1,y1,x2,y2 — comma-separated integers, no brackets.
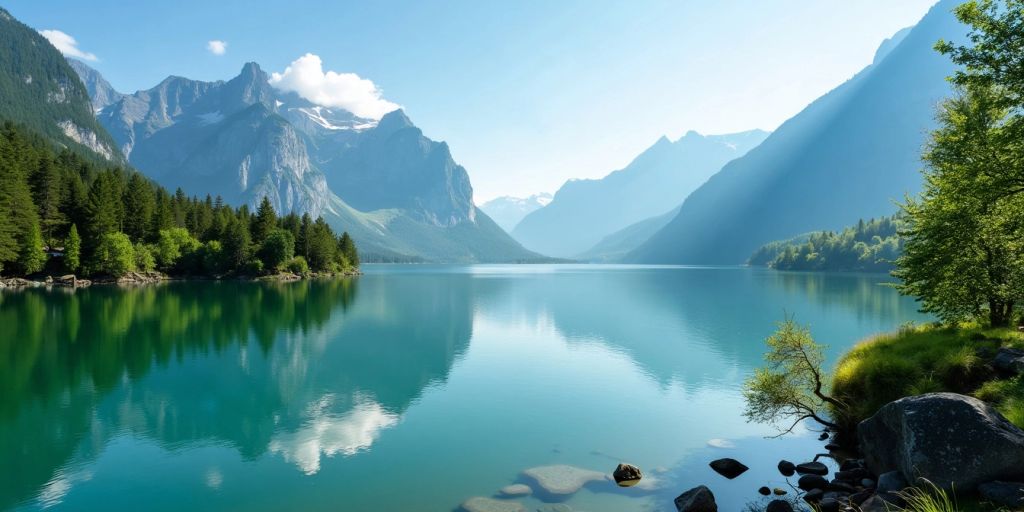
0,122,357,279
748,216,902,272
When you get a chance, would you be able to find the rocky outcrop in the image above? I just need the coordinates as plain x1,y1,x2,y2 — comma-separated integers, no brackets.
994,348,1024,376
674,485,716,512
858,392,1024,491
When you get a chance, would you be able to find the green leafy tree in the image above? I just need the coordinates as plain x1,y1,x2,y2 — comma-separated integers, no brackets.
743,318,844,434
94,232,136,277
285,255,310,275
252,196,277,244
259,228,294,271
64,224,81,273
155,227,200,270
895,84,1024,327
134,243,156,272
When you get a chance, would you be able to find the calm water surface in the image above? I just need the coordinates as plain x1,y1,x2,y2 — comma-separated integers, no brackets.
0,265,928,511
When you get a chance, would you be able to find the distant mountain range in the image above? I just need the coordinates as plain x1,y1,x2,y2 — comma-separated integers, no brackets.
478,193,552,232
628,0,963,264
41,59,536,262
512,129,769,258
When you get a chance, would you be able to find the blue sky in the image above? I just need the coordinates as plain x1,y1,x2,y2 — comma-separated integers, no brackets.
8,0,938,201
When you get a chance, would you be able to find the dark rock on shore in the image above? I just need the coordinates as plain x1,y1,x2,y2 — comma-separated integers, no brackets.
795,461,828,476
994,348,1024,375
612,463,643,487
978,481,1024,508
765,499,793,512
858,393,1024,491
708,458,747,479
674,485,716,512
797,474,827,491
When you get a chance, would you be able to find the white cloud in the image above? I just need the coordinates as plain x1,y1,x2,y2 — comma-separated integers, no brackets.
207,40,227,56
39,30,97,62
269,53,399,120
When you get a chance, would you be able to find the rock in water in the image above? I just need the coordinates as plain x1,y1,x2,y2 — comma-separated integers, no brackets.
858,393,1024,491
765,500,793,512
498,484,531,497
460,497,525,512
978,481,1024,508
797,474,828,491
777,460,796,477
758,486,771,496
521,465,606,495
612,463,643,487
708,458,748,479
795,461,828,476
674,485,717,512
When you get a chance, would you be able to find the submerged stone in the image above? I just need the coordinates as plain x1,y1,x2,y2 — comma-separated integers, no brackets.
498,484,531,497
460,497,525,512
521,464,606,495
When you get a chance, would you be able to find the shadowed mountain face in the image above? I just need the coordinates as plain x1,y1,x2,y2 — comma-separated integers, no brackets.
65,60,538,262
0,9,119,161
512,130,768,258
628,0,964,264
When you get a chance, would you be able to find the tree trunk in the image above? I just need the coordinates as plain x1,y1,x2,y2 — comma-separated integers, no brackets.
989,300,1010,327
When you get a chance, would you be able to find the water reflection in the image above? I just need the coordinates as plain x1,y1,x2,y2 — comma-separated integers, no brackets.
0,266,928,512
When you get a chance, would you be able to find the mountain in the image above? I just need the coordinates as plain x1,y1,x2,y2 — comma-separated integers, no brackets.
0,8,118,161
66,59,123,112
628,1,963,264
575,206,679,262
70,60,538,262
511,129,769,258
478,193,552,232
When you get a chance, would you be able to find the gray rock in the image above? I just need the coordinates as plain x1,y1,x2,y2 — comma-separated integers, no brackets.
858,393,1024,491
460,497,525,512
536,506,572,512
978,481,1024,508
795,461,829,476
498,484,532,497
521,465,606,495
708,458,748,479
876,471,907,494
994,348,1024,375
674,485,717,512
765,500,793,512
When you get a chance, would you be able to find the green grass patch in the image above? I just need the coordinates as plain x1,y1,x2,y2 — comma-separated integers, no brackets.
830,323,1024,431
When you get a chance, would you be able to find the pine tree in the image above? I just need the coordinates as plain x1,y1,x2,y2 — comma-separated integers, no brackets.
252,196,277,244
339,231,358,268
18,219,45,274
65,223,81,272
122,173,155,242
30,156,65,244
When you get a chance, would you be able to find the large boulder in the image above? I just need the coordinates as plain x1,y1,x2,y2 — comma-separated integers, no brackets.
674,485,716,512
978,481,1024,508
858,393,1024,490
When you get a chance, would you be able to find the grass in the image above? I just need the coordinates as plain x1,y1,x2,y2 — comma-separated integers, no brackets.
830,322,1024,432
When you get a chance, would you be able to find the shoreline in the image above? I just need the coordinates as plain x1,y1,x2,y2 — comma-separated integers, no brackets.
0,269,362,291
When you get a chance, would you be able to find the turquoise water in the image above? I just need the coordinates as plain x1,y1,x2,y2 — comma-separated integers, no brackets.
0,265,928,511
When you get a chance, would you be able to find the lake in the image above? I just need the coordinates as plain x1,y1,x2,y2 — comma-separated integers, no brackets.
0,265,928,511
